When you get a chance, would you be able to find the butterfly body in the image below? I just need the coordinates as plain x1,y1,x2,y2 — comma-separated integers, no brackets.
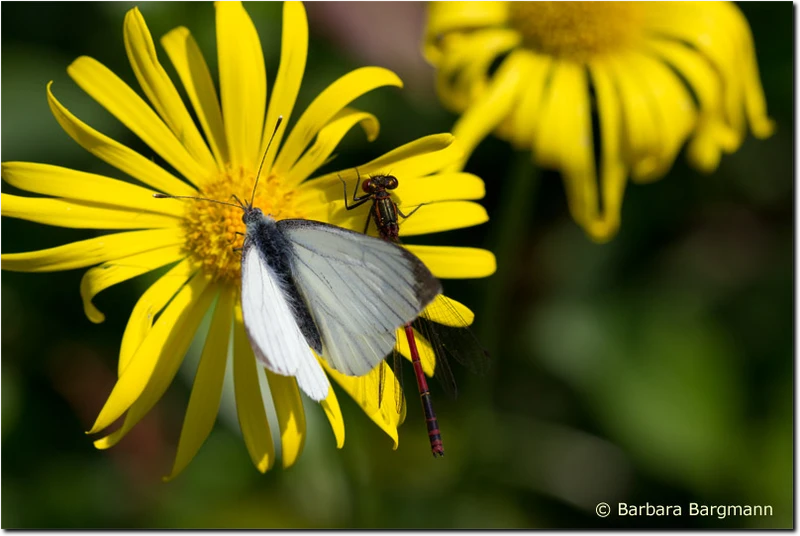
242,208,324,354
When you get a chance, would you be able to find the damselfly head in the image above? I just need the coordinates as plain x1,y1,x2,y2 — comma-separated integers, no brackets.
362,174,398,193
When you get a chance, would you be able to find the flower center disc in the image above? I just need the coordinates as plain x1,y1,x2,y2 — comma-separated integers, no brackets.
509,1,645,60
182,170,296,284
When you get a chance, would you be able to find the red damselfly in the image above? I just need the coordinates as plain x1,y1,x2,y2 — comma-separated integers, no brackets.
339,172,488,457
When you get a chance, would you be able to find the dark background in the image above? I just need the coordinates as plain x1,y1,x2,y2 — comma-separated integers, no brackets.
1,1,793,528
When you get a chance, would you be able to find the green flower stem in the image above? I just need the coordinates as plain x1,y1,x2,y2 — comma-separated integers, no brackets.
480,151,540,358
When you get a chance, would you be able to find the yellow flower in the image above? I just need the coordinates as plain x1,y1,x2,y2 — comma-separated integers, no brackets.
424,1,774,241
1,2,495,478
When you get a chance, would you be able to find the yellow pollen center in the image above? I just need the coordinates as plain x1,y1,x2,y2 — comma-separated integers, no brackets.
182,170,299,284
509,1,645,60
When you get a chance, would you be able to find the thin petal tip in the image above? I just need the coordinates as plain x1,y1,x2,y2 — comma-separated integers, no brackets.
92,437,112,449
85,308,106,324
162,26,190,41
753,118,776,139
255,454,271,473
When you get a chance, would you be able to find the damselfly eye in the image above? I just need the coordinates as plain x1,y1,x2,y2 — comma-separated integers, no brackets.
362,178,373,193
386,176,398,189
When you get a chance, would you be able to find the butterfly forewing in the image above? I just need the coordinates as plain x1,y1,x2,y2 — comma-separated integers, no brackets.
279,219,441,376
240,241,330,401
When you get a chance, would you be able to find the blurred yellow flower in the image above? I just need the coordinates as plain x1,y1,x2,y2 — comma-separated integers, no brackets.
1,2,495,477
424,1,774,241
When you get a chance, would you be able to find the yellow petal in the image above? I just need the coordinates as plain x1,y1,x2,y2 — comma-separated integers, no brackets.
605,53,661,182
647,40,724,128
587,60,626,241
627,52,696,183
161,27,229,166
321,360,402,449
449,51,527,171
274,67,403,174
47,82,196,196
297,172,485,229
525,64,560,171
646,39,733,172
377,137,466,180
433,28,521,113
2,162,185,217
646,2,773,143
287,108,379,186
118,257,197,375
1,228,184,273
95,285,218,450
398,201,488,236
432,43,472,111
165,289,234,480
300,171,484,223
67,56,211,186
299,169,485,225
739,36,775,138
124,8,217,173
265,371,306,469
320,384,345,449
233,303,275,472
89,272,214,435
537,61,598,229
394,172,485,206
509,52,553,148
80,245,186,323
259,1,309,173
422,294,475,326
424,1,509,63
320,200,487,236
296,133,459,206
1,194,178,230
569,65,599,229
426,1,508,36
404,245,496,279
395,296,482,377
329,133,457,184
216,1,266,170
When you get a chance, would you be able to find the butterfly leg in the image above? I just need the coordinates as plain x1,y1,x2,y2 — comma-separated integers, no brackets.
226,231,245,247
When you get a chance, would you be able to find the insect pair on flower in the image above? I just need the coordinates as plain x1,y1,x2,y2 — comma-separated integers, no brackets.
156,119,459,457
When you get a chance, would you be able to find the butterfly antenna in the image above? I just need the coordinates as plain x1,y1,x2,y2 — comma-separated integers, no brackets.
251,115,284,208
152,193,242,209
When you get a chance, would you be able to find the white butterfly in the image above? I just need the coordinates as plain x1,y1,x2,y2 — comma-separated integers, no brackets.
156,117,441,401
240,206,441,401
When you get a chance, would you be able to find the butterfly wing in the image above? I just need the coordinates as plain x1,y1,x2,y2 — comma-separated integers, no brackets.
279,219,442,376
240,240,330,401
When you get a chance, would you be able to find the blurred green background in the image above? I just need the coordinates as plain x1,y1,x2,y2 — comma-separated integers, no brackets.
1,1,792,529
